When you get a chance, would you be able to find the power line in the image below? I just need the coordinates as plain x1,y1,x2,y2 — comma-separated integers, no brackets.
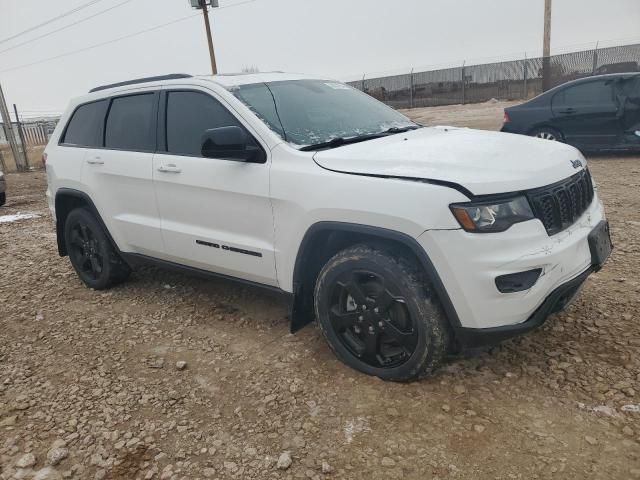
0,0,135,56
0,0,264,74
0,13,202,74
0,0,108,46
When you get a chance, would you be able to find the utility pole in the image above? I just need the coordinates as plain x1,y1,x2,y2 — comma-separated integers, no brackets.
13,104,30,169
0,82,26,172
542,0,552,91
190,0,218,75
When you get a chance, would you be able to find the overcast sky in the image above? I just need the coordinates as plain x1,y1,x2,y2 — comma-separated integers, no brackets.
1,0,639,116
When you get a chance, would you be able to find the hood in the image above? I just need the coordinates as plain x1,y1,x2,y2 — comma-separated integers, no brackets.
313,127,586,196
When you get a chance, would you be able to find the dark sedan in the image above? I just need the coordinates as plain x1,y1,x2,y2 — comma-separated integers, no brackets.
501,73,640,152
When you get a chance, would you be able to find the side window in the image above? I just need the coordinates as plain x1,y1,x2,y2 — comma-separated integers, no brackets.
166,91,251,157
61,100,108,147
105,94,156,151
557,81,614,106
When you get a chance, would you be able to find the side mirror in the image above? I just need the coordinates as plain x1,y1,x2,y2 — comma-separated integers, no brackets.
201,126,265,163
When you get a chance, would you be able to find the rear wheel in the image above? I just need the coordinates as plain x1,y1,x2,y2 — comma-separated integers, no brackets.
64,208,130,289
530,126,563,142
314,245,449,382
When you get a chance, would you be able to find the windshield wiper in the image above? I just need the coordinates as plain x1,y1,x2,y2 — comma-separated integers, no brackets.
383,125,421,133
299,125,421,151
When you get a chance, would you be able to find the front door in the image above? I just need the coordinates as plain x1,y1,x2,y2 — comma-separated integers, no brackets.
551,79,621,148
153,89,277,286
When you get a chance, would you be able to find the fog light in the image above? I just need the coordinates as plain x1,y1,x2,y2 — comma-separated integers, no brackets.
495,269,542,293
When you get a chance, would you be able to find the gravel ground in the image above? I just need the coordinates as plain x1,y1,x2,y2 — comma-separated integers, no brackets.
1,101,639,479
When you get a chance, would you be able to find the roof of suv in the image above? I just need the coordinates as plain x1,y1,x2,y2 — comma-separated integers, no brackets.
88,72,325,94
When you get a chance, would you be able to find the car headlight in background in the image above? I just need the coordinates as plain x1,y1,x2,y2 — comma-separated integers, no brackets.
450,196,534,233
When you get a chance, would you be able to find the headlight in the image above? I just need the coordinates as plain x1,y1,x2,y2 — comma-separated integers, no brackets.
450,196,534,233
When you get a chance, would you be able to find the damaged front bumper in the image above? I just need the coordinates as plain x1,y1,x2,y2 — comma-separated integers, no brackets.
418,192,608,338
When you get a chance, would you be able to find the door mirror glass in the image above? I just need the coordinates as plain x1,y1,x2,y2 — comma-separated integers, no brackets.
201,126,264,162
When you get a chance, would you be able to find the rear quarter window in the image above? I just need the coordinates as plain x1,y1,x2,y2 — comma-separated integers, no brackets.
61,100,108,147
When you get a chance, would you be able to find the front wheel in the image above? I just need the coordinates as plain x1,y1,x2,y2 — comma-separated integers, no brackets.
64,208,130,290
314,245,449,382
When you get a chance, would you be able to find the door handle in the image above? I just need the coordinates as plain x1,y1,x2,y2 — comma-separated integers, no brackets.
87,156,104,165
157,164,182,173
559,108,576,114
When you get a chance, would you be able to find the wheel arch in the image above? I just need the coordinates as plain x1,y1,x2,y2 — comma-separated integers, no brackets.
54,188,118,257
290,221,461,333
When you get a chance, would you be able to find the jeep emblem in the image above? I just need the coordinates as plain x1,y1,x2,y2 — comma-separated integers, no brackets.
570,159,583,169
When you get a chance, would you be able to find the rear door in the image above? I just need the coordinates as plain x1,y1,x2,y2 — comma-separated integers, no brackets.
153,88,277,286
56,100,109,188
551,79,621,148
82,91,164,256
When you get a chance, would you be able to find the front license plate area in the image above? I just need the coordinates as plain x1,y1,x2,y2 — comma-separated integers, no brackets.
588,221,612,269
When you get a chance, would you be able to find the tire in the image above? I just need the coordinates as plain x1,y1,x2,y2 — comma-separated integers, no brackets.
64,208,130,290
530,126,563,142
314,244,449,382
0,192,5,207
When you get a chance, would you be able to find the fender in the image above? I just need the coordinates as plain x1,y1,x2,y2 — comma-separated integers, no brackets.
290,221,462,333
54,188,119,257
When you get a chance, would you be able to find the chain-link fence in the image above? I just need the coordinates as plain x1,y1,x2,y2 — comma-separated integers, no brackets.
348,43,640,109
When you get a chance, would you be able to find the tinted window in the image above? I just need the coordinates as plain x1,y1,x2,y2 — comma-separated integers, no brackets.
62,100,108,146
105,94,156,151
166,91,245,156
557,81,613,105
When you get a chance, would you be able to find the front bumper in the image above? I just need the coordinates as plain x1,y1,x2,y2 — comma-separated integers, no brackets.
418,192,607,337
454,266,591,348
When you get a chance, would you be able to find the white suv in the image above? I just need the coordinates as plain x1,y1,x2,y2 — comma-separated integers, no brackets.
45,73,612,381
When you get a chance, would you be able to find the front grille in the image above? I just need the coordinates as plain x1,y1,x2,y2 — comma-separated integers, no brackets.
527,169,594,235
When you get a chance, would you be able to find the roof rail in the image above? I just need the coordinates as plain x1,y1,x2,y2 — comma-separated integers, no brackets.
89,73,192,93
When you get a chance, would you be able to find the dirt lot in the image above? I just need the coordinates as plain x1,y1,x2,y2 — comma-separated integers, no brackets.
1,101,639,480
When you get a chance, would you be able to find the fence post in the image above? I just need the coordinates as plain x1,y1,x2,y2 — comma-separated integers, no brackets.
0,82,26,172
409,68,414,109
592,41,599,75
461,61,466,105
13,104,30,170
361,74,365,92
523,55,528,99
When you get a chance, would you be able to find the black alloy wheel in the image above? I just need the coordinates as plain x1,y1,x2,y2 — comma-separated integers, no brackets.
64,208,130,289
328,269,417,369
315,245,449,381
68,220,104,281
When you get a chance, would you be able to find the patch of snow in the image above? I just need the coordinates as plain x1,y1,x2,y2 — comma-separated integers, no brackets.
621,404,640,413
0,212,40,223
